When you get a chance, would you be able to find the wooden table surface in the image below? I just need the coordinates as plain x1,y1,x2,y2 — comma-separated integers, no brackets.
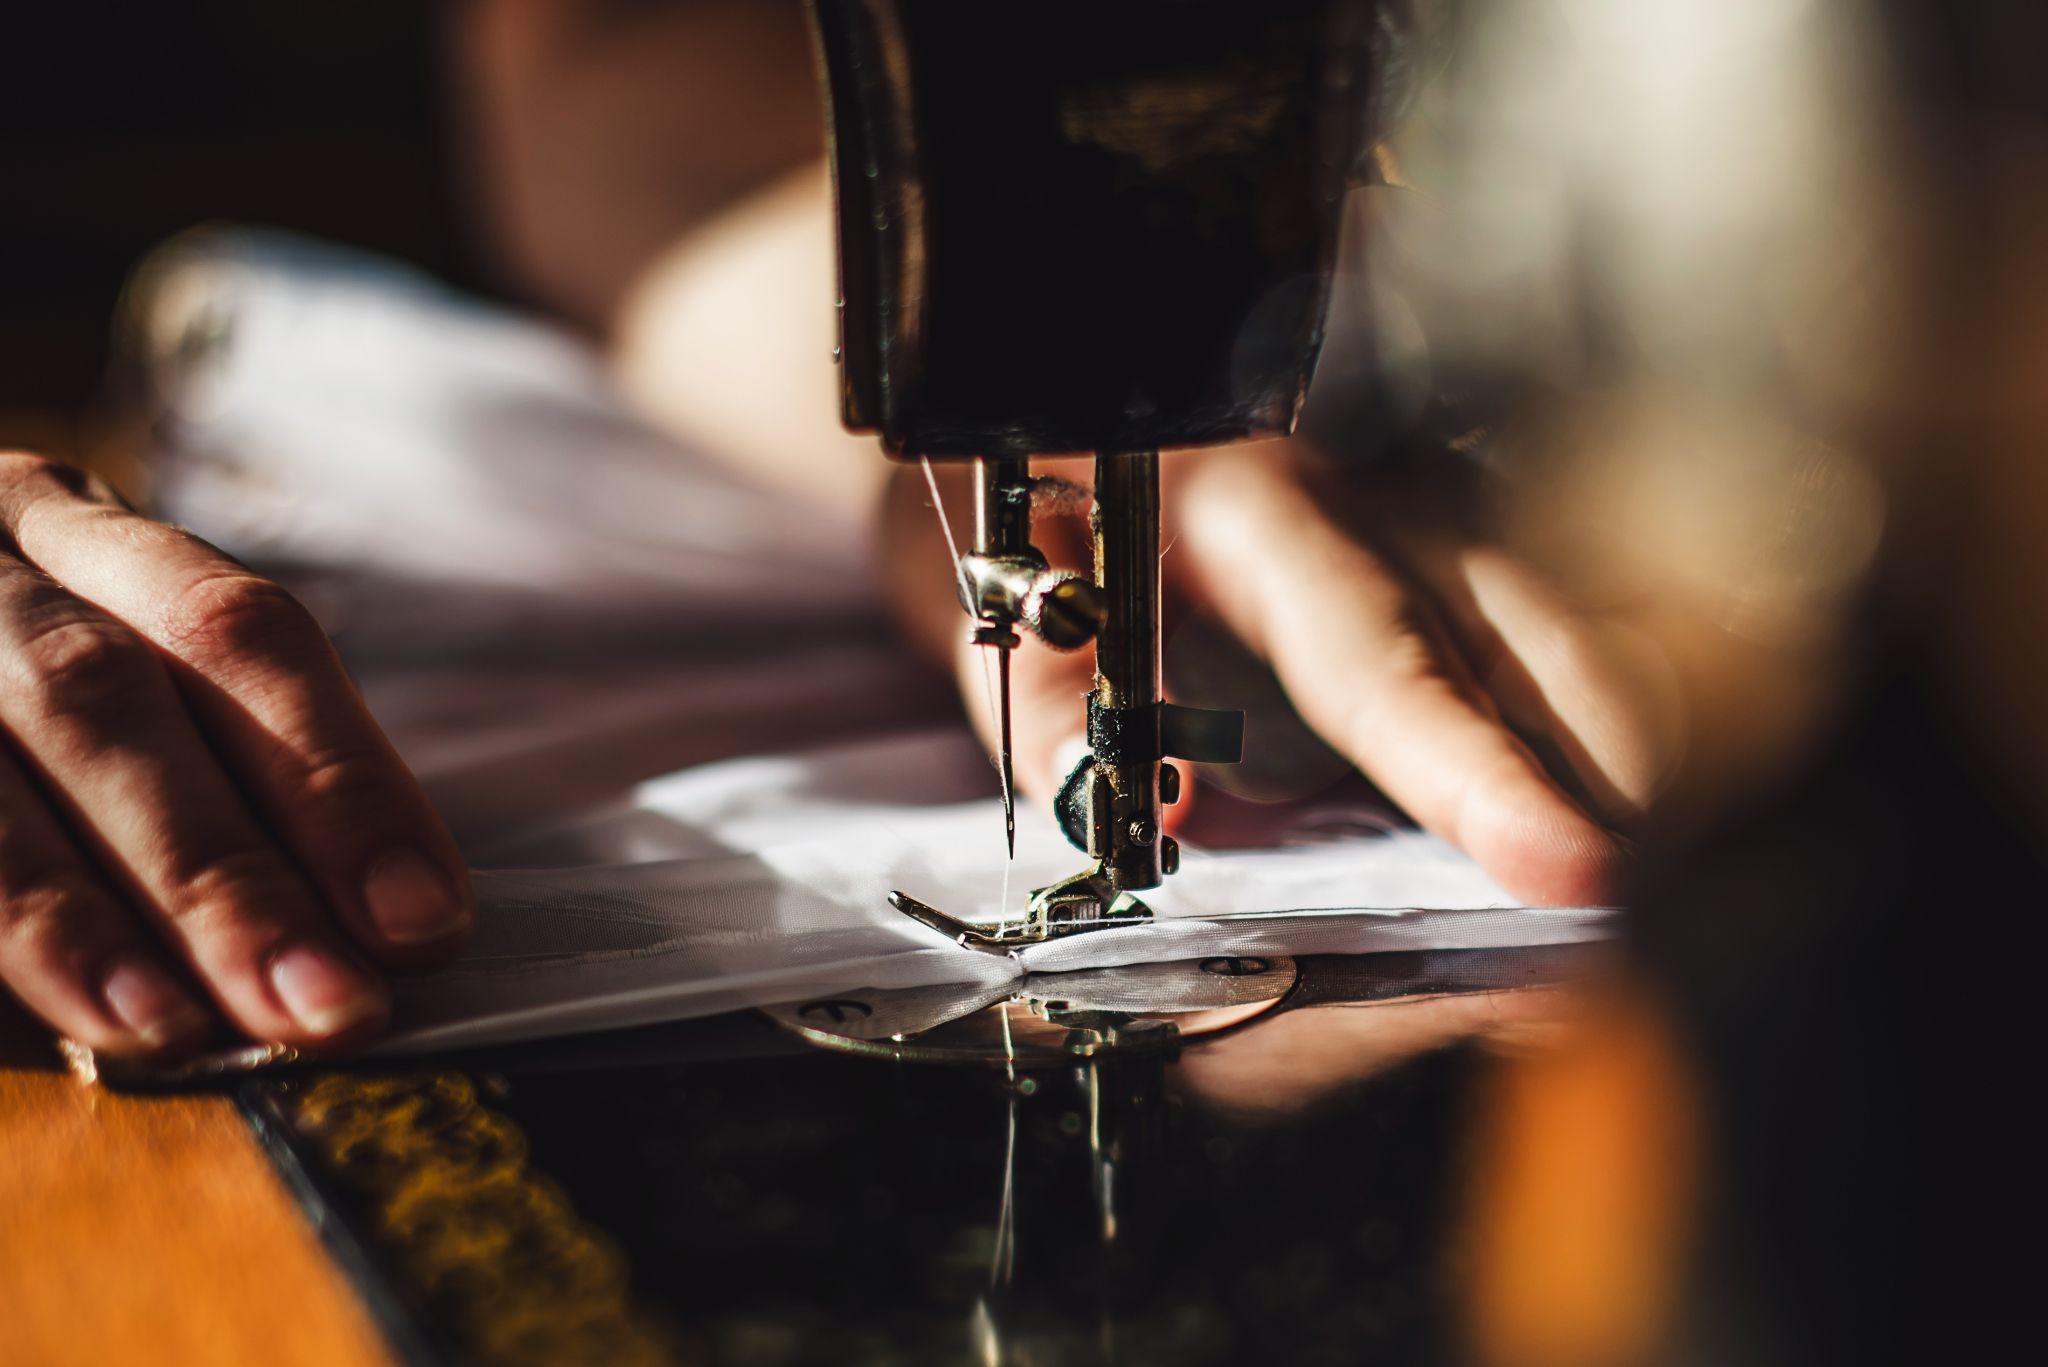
0,1004,392,1367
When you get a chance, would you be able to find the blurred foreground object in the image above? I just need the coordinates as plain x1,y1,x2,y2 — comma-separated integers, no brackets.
1362,1,2048,1361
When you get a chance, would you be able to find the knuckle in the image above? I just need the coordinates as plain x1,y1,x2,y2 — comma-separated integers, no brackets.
1376,614,1451,682
164,848,307,932
0,451,105,502
1318,628,1450,744
158,573,320,661
0,450,55,484
9,617,162,720
1322,686,1393,757
283,746,402,821
0,450,61,488
0,870,120,952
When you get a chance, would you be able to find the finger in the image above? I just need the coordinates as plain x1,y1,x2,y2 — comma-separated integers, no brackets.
1173,447,1626,906
0,550,388,1046
1405,540,1677,825
0,742,212,1056
0,454,470,965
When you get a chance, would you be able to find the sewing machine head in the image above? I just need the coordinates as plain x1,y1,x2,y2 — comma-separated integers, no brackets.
807,0,1399,935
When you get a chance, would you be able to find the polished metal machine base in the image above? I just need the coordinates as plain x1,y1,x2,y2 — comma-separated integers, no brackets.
770,954,1302,1066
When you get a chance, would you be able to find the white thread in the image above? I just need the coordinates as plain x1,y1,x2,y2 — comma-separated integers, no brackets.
977,645,1018,883
921,456,974,606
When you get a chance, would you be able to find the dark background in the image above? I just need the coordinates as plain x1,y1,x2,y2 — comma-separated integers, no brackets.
0,2,473,422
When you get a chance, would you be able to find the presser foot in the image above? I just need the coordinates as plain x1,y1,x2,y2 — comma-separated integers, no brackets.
889,871,1151,955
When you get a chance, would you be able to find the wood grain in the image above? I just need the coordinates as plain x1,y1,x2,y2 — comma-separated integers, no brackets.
0,1010,393,1367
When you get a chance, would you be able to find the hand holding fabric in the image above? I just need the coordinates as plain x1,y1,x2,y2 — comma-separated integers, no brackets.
0,453,470,1056
880,441,1666,908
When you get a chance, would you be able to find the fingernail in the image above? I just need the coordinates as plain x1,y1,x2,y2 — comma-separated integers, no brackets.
363,849,467,945
268,945,387,1037
102,958,209,1049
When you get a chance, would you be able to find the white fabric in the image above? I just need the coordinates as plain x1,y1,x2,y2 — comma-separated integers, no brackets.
148,230,877,650
145,230,937,844
139,234,1611,1056
395,728,1606,1053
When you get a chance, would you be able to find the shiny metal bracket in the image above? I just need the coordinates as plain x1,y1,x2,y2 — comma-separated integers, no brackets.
888,881,1152,955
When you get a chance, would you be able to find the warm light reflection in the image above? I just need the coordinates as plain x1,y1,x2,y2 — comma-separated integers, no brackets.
1462,984,1700,1367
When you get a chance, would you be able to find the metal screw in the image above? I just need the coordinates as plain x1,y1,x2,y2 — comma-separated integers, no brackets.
1200,956,1271,977
1126,818,1156,846
1023,572,1104,650
798,999,872,1023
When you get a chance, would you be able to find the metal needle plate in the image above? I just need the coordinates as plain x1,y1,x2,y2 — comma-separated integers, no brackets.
767,955,1301,1065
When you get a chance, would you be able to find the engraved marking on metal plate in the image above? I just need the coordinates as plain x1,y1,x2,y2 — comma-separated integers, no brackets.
1199,956,1272,978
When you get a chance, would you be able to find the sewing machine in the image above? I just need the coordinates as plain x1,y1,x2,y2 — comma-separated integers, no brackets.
808,0,1401,940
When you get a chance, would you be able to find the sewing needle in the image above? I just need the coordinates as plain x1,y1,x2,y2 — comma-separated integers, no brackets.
997,642,1016,859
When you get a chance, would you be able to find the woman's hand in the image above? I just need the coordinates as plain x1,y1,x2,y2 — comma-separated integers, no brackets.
0,453,470,1056
881,441,1669,907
